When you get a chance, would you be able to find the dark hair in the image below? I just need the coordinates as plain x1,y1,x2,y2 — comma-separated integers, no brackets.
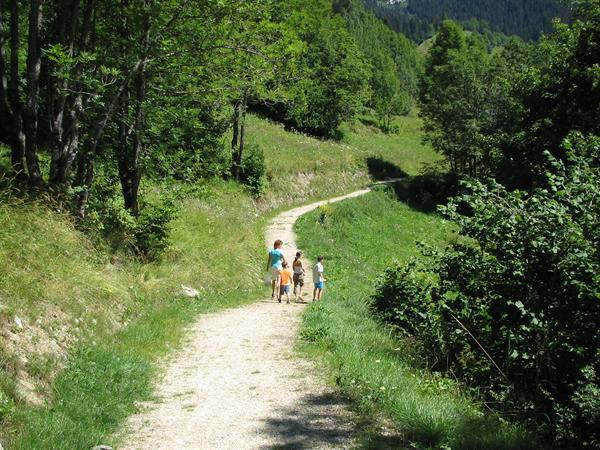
282,261,288,268
295,251,302,259
317,255,324,262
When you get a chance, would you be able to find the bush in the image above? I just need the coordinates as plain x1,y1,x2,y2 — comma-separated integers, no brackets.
81,170,178,259
372,147,600,446
133,200,178,259
239,144,268,197
81,171,138,248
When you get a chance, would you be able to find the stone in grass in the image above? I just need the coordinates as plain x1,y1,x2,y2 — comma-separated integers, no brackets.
92,446,113,450
180,285,200,298
14,316,24,330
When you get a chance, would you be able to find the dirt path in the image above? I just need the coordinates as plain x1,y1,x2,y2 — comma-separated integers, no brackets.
119,188,374,450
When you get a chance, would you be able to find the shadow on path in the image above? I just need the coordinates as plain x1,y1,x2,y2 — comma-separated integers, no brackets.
257,391,408,449
257,392,355,449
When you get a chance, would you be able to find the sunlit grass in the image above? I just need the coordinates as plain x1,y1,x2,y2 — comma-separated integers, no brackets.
1,113,446,448
246,112,442,209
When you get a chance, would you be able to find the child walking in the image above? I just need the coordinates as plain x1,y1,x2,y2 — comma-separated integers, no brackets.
279,261,294,304
312,255,326,301
292,251,305,301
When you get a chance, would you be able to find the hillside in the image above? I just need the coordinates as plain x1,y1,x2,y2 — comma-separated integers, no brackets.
364,0,569,41
0,113,439,448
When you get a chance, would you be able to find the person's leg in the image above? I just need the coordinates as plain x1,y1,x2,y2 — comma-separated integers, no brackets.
313,285,317,301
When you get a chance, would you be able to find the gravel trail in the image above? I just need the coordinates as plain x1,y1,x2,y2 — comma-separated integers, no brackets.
119,189,372,450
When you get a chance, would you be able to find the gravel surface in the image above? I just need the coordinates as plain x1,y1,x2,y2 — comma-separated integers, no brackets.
119,189,372,450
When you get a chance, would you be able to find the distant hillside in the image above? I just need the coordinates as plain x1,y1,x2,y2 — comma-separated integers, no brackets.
364,0,570,41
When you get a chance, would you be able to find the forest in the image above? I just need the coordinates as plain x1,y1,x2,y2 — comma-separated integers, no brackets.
364,0,569,42
0,0,599,448
0,0,419,248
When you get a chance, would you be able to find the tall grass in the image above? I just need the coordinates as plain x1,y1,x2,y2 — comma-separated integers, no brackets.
1,180,265,449
295,188,536,449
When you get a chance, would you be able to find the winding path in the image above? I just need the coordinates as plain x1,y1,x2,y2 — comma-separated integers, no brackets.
119,188,376,450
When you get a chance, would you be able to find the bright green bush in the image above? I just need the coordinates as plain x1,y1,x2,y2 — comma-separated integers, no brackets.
133,201,178,259
372,144,600,446
239,144,268,197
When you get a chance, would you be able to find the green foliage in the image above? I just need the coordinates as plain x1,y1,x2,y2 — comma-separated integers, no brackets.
419,3,600,187
373,144,600,446
238,143,268,197
336,0,421,131
388,171,460,212
133,200,178,260
500,0,600,187
83,172,138,247
296,190,535,448
419,20,527,177
273,0,371,136
83,173,177,259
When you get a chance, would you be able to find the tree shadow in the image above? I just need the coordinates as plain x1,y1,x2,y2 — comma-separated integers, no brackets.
381,172,461,213
256,391,406,449
366,156,409,181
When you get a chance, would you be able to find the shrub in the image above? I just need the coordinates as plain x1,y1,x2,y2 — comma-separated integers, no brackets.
239,144,268,197
133,200,178,259
372,146,600,446
80,171,138,248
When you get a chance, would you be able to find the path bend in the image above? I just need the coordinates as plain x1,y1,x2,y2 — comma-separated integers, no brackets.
119,187,379,450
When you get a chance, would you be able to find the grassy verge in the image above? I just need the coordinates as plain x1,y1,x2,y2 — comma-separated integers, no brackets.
295,188,536,449
1,180,265,449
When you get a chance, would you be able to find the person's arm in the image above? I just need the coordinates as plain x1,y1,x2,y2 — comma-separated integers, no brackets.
266,252,272,272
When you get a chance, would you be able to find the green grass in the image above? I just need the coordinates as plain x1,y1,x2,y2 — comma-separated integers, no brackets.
0,180,265,449
295,188,536,449
247,112,441,209
0,112,443,448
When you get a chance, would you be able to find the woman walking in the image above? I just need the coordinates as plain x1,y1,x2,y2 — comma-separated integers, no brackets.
266,239,285,299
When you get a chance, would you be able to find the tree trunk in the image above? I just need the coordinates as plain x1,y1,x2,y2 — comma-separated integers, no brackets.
236,103,246,178
24,0,44,186
231,99,240,151
0,1,28,178
231,96,247,180
0,7,11,140
115,0,149,216
49,0,95,186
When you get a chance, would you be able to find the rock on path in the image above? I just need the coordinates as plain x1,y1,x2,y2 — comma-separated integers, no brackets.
119,189,373,450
